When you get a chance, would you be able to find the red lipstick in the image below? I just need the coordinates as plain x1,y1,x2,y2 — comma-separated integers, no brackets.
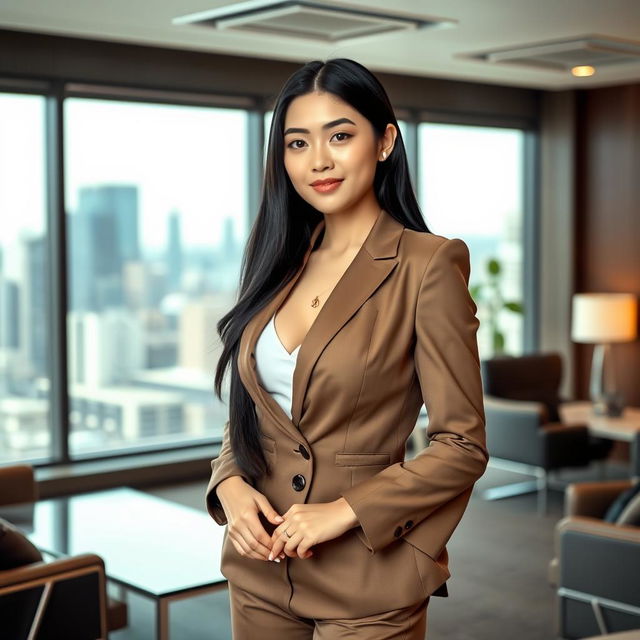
310,178,344,193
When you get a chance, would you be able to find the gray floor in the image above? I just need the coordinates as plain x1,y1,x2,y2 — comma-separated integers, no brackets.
109,460,630,640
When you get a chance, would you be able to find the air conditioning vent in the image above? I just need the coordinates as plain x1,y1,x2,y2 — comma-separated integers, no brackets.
173,0,456,44
458,35,640,73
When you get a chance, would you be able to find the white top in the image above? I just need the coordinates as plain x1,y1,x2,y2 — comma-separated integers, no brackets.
255,313,300,419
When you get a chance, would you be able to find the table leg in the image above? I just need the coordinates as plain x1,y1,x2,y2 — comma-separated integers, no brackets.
156,597,169,640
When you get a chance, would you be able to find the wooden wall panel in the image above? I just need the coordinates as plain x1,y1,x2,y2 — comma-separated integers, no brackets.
574,84,640,409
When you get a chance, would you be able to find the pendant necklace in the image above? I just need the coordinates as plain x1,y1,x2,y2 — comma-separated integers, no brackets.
311,285,333,308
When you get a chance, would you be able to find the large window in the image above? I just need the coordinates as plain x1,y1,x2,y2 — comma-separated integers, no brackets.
417,123,526,356
0,93,51,464
64,98,248,457
0,85,533,467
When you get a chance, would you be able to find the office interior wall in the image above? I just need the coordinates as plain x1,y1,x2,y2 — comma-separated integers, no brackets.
539,90,576,401
0,28,539,121
574,83,640,409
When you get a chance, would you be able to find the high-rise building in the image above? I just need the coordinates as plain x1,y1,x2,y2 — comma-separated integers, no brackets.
68,184,140,312
67,309,144,387
22,235,47,377
167,209,183,293
0,280,20,350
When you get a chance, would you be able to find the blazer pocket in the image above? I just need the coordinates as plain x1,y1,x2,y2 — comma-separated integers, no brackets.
335,452,391,466
335,452,391,488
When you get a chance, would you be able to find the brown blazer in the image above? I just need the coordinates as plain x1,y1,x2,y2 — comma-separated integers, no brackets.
205,207,489,619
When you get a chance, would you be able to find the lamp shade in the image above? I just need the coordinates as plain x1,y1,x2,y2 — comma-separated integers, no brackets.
571,293,638,343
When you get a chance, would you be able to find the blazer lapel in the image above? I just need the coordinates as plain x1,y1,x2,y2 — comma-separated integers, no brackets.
237,218,325,440
238,208,404,442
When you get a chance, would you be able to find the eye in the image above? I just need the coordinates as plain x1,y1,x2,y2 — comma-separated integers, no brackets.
286,132,352,149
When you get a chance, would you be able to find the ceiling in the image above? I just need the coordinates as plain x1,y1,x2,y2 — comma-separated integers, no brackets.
1,0,640,90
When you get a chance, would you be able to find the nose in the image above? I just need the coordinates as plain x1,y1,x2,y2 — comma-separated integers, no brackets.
311,143,333,172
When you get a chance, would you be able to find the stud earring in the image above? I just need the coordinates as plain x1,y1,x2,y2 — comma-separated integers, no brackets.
381,151,387,161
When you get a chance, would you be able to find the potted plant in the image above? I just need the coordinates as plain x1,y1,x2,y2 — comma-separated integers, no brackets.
469,257,524,355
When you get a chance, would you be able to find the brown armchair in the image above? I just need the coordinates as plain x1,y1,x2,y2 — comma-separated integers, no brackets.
0,464,128,638
0,548,112,639
480,352,614,514
548,479,640,639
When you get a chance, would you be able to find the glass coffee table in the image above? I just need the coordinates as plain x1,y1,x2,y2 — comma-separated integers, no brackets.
2,487,228,640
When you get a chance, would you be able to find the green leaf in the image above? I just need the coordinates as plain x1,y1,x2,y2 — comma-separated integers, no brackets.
487,258,500,276
504,301,524,313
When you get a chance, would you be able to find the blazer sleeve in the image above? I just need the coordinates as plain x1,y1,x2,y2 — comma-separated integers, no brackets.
339,237,489,554
205,419,253,525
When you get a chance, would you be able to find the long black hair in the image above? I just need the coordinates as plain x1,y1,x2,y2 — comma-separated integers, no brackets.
213,58,431,481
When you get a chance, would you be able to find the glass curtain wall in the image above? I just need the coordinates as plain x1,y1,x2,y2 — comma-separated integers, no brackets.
417,123,526,357
0,89,530,465
0,93,50,464
64,98,248,457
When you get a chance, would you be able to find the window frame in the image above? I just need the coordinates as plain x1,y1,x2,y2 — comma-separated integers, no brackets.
0,79,539,468
413,110,539,356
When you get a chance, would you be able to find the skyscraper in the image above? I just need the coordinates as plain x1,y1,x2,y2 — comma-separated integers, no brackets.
167,209,183,292
69,184,140,311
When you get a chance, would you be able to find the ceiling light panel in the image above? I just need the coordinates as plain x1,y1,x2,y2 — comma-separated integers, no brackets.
173,0,456,44
459,35,640,73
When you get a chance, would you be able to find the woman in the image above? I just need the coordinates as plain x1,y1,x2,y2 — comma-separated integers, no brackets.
207,58,489,638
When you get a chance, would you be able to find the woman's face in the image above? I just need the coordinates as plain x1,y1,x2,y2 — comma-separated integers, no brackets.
283,91,396,215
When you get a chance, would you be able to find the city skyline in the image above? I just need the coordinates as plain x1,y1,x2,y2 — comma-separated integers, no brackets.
1,95,248,273
1,92,526,463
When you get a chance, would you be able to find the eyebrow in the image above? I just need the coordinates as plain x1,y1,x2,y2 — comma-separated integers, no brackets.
284,117,356,137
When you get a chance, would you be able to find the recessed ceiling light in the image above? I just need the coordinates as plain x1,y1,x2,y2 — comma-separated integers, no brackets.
571,65,596,77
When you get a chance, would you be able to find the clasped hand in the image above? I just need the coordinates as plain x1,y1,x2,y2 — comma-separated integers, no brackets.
268,498,358,561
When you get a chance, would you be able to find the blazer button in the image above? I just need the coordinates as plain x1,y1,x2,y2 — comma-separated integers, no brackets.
296,444,310,460
292,474,306,491
394,526,403,537
404,520,413,529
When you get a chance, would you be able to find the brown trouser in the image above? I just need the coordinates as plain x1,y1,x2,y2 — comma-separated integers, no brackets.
228,581,430,639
